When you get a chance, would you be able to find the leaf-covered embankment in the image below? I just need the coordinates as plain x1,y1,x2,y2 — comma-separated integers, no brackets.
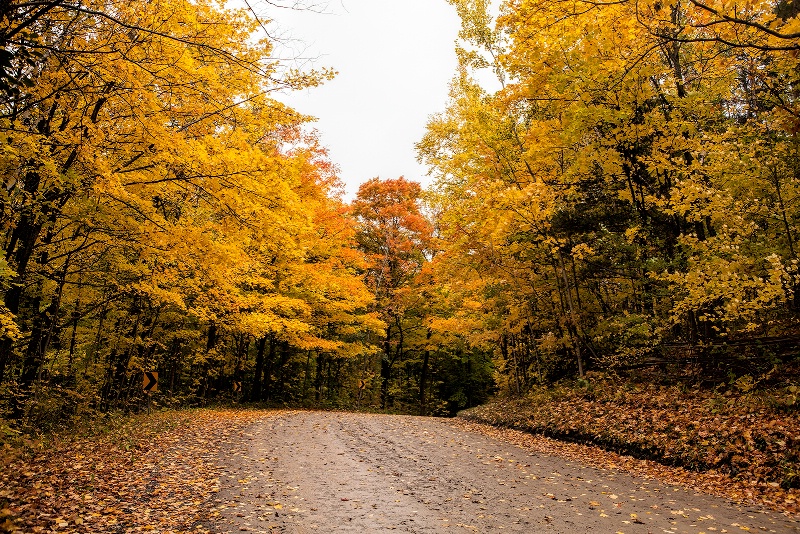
0,409,273,533
458,379,799,515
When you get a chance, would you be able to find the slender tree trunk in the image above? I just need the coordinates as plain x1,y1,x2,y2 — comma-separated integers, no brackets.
419,328,431,416
67,300,79,377
558,252,584,378
380,326,392,409
206,322,217,352
20,254,66,387
772,170,800,308
233,333,249,395
274,341,290,398
500,333,511,393
168,338,181,396
251,335,266,401
20,297,56,386
302,350,312,400
380,355,391,409
110,309,140,405
510,334,522,395
263,335,276,401
0,341,10,384
315,352,325,402
87,285,109,372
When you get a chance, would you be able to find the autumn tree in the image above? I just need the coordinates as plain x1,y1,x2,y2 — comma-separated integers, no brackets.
0,0,383,426
352,177,433,408
420,0,800,392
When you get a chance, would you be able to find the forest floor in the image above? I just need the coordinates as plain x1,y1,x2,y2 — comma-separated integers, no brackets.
0,407,797,533
0,408,269,533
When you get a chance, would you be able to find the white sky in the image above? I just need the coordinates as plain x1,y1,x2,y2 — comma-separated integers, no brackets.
259,0,462,199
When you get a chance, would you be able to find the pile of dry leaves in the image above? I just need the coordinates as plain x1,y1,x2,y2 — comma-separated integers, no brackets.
0,409,271,533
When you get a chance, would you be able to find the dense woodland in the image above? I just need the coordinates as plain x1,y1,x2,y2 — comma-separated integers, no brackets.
420,0,800,394
0,0,798,433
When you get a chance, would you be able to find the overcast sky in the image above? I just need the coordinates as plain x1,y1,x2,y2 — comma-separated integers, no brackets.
259,0,462,199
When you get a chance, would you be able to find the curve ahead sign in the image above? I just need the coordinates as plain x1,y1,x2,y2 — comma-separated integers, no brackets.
143,371,158,393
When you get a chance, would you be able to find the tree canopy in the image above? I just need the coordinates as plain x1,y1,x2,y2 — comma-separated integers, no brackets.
0,0,798,429
418,0,800,391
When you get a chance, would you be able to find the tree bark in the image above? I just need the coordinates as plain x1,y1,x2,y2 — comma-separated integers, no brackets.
419,328,431,416
251,335,267,401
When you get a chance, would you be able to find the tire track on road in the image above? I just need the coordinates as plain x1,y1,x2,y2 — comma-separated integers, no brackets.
214,411,799,533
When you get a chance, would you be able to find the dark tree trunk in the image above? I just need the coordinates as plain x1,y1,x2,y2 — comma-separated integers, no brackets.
380,326,392,409
262,336,276,401
380,355,391,409
419,328,431,416
66,301,79,377
19,297,57,386
251,335,267,401
273,341,291,398
206,322,217,352
315,352,325,402
167,338,181,395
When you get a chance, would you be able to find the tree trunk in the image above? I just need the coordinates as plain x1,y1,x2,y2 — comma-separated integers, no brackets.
263,335,276,401
558,251,584,378
251,335,267,401
315,352,325,402
274,341,291,398
419,328,431,416
380,326,392,409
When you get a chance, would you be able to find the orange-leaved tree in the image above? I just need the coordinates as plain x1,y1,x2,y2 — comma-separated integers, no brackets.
352,177,433,408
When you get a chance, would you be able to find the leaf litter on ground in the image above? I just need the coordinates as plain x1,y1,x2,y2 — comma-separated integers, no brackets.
0,409,274,533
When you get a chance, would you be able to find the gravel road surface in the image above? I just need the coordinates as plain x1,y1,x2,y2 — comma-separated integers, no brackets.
214,411,798,533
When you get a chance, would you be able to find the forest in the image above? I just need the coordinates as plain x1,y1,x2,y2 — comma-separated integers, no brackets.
0,0,798,437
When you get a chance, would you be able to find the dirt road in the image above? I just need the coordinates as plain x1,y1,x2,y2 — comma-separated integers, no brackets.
214,411,798,533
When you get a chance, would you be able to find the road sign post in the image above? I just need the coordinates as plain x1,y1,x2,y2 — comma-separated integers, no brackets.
356,378,367,409
143,372,158,414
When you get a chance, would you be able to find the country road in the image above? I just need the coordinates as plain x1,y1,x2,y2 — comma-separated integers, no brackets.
213,411,798,533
